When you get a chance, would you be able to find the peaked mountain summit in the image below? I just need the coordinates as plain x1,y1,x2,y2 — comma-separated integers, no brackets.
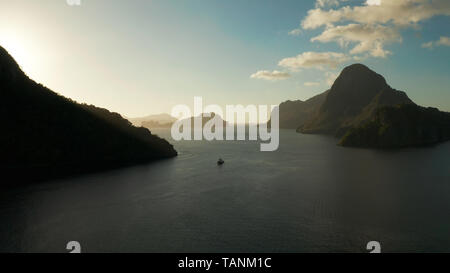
277,63,450,148
300,64,413,135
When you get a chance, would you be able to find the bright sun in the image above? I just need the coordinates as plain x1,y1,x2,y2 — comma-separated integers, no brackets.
0,33,34,74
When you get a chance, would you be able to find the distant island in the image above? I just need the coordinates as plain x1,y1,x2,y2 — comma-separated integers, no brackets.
0,46,177,183
128,113,177,128
129,112,228,131
278,64,450,148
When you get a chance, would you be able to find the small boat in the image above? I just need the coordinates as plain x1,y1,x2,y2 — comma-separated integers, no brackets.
217,158,225,165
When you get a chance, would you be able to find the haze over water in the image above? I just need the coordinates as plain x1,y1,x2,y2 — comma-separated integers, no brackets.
1,130,449,252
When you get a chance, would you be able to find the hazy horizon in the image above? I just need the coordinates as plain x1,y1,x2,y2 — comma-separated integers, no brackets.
1,0,449,118
2,0,450,255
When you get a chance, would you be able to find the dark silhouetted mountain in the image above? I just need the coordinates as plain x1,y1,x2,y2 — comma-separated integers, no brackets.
0,46,177,183
277,63,450,148
279,90,329,129
340,104,450,148
299,64,413,135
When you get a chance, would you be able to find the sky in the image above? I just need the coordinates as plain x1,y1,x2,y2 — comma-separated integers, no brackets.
0,0,449,117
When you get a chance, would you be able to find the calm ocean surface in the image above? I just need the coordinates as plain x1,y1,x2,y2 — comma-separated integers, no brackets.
1,129,449,252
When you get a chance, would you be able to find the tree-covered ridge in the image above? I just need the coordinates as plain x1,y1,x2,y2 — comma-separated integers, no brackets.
278,63,450,148
0,46,176,182
339,104,450,148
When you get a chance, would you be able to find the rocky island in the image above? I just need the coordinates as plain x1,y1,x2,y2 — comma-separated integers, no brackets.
278,64,450,148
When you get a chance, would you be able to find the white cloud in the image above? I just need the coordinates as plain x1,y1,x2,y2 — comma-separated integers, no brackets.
289,0,349,36
437,36,450,46
299,0,450,58
304,81,321,86
288,28,302,36
366,0,381,6
278,51,349,70
422,36,450,49
315,0,340,8
311,24,401,57
250,70,291,81
302,0,450,29
254,0,449,84
421,41,434,49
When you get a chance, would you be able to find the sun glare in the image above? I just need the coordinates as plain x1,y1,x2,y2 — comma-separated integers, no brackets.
0,33,34,75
